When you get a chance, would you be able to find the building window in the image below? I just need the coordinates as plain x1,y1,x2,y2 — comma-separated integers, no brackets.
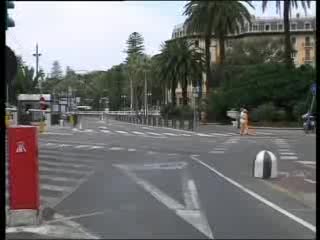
194,40,199,48
305,23,311,30
305,49,311,60
290,23,297,30
291,37,296,46
253,24,258,31
278,24,283,31
265,24,270,31
305,36,310,45
226,40,232,48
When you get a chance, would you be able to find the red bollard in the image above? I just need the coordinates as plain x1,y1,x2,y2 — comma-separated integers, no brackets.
8,126,40,226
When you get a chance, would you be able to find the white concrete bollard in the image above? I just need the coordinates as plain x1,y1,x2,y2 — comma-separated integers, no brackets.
253,150,277,179
59,119,64,127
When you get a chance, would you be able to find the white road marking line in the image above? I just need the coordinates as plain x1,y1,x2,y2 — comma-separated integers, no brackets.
210,133,231,137
98,126,108,130
39,154,95,164
83,129,94,132
163,133,178,136
214,148,227,150
40,175,80,183
40,184,73,192
132,131,145,135
45,143,57,147
74,145,90,149
42,132,73,136
146,132,162,136
58,144,72,148
279,152,297,155
180,133,192,137
115,164,214,239
109,147,124,151
127,148,136,152
278,149,291,152
209,151,225,154
296,161,316,165
116,130,130,135
100,130,112,134
304,179,316,184
40,160,92,170
40,166,91,175
190,155,316,233
280,156,299,160
196,133,212,137
89,146,104,150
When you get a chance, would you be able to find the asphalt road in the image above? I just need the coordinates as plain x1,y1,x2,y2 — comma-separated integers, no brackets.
6,116,316,239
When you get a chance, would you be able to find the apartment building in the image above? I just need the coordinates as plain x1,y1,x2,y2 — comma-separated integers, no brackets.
167,14,316,105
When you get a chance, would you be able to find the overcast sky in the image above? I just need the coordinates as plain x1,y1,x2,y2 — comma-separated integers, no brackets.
6,1,316,76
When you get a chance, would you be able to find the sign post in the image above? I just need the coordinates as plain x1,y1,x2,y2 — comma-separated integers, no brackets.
309,83,316,113
39,96,46,133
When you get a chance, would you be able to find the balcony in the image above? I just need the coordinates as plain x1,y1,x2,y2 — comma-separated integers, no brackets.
302,42,314,48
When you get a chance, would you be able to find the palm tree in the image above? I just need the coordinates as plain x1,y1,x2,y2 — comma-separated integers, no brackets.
262,0,311,69
154,42,179,106
183,1,253,89
174,39,204,105
155,39,204,106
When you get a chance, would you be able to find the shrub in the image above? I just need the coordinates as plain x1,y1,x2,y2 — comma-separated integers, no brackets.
250,103,277,122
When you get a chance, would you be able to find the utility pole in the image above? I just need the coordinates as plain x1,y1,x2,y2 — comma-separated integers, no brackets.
144,71,147,119
33,43,42,93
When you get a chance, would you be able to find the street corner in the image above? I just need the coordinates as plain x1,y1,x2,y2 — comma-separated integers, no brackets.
6,211,100,239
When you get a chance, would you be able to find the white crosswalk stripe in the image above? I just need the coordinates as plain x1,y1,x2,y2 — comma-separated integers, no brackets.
163,133,178,136
132,131,145,135
146,132,163,136
5,145,102,210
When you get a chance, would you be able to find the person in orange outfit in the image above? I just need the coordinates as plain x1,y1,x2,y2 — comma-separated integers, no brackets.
240,108,248,135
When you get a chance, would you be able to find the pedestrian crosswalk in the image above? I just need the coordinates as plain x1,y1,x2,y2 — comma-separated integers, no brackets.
5,143,106,211
68,128,253,138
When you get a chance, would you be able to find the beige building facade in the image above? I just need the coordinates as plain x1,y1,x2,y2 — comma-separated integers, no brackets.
167,14,316,105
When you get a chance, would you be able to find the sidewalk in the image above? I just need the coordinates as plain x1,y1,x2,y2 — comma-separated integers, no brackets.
200,123,302,130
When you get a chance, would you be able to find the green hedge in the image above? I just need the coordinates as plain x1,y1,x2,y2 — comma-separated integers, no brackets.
208,64,315,122
160,104,193,119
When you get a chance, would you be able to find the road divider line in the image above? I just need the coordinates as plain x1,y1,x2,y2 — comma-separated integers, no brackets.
132,131,145,135
279,152,297,155
109,147,124,151
40,160,92,170
296,161,316,165
40,166,90,175
304,179,316,184
40,184,73,192
163,133,178,136
280,156,299,160
190,155,316,233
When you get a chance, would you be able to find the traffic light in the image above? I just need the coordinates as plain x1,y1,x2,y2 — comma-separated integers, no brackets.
6,1,15,30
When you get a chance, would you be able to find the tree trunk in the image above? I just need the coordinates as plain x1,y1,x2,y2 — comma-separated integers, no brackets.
204,35,212,96
219,35,225,66
171,78,176,106
283,0,294,69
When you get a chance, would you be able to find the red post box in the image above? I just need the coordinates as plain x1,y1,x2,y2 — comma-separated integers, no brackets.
8,126,39,210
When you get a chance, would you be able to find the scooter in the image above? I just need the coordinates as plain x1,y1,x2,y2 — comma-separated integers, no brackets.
302,113,316,134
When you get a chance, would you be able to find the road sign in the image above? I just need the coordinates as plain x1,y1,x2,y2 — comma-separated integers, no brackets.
6,46,17,84
311,83,316,96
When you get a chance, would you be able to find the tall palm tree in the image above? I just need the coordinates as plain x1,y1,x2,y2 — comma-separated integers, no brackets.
183,1,253,90
174,39,204,105
155,42,179,106
262,0,311,69
155,39,204,106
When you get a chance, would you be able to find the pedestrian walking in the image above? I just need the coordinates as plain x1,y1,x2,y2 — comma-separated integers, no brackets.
240,108,248,135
